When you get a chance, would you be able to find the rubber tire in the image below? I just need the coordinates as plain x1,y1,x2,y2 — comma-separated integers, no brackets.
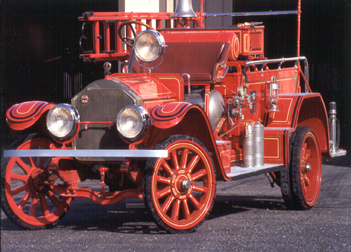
143,135,216,233
1,134,71,229
280,126,322,210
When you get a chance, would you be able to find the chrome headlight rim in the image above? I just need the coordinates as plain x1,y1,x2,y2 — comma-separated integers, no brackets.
46,103,80,141
134,30,166,63
116,105,150,142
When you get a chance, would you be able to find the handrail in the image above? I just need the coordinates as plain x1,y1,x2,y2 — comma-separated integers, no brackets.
202,10,298,17
244,56,310,92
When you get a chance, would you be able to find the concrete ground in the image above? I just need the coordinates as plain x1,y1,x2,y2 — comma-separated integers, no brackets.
1,154,350,251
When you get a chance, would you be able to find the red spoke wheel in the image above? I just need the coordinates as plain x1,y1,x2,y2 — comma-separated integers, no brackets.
143,135,216,233
280,126,322,209
1,134,71,229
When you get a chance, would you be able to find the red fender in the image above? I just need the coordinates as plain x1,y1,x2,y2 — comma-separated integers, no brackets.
151,102,192,129
294,94,330,156
6,101,55,131
266,93,330,160
151,102,229,181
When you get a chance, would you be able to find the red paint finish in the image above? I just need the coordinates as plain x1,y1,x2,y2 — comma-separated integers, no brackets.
151,102,192,129
149,139,215,231
3,1,341,233
161,30,240,61
295,94,329,155
216,141,231,173
78,12,204,62
53,187,142,206
263,130,285,164
112,73,184,109
6,101,55,130
114,75,177,101
161,27,264,59
299,131,322,207
3,138,71,228
147,105,229,182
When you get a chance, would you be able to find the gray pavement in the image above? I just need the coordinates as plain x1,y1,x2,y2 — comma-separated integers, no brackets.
1,155,350,252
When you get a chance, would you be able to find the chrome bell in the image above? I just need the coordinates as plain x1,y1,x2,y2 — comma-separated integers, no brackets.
172,0,197,18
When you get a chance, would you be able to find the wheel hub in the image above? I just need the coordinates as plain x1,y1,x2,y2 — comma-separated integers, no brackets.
29,169,50,195
171,170,193,199
181,179,191,192
305,163,311,173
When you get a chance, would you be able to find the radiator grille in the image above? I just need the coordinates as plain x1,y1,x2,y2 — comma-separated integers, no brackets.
72,79,141,152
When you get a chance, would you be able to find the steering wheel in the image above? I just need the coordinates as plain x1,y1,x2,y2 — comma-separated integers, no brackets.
117,20,154,46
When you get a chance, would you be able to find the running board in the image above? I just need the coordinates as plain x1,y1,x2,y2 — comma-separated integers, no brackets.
227,164,285,180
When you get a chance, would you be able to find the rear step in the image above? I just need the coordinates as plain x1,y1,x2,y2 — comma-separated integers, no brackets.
330,149,347,158
227,164,285,180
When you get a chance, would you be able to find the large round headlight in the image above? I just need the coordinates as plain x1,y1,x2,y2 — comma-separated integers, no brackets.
46,104,80,140
134,30,166,63
116,105,149,141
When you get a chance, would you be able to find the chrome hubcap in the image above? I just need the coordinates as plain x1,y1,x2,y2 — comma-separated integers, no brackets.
181,179,191,192
305,163,311,173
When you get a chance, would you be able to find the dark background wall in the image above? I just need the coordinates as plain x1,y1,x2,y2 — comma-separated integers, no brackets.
231,0,351,151
1,0,350,150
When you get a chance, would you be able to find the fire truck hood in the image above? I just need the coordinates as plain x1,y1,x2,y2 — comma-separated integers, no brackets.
112,75,177,101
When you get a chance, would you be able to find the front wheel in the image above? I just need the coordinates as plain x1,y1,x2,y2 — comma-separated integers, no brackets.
143,135,216,233
280,126,322,209
1,134,71,229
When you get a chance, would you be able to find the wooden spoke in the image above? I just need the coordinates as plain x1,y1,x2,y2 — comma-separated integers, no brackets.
29,157,36,169
171,150,179,170
171,199,181,221
304,149,311,160
146,136,216,233
18,192,31,210
46,191,61,208
15,158,31,175
10,173,27,182
157,186,171,199
162,160,174,176
191,169,208,181
40,196,50,216
186,155,200,174
180,148,189,170
36,157,44,168
162,195,175,213
302,175,311,186
29,197,38,217
2,137,71,229
156,176,171,184
181,199,191,220
192,185,208,194
284,127,322,210
188,193,201,210
10,184,28,196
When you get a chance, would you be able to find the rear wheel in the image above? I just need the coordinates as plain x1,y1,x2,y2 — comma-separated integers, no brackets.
1,134,71,229
280,126,322,209
143,135,216,233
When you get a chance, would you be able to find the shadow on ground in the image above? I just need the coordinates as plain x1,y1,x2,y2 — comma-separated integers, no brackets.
1,193,287,234
323,153,351,167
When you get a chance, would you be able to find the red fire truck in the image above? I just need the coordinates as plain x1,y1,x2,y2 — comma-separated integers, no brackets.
2,0,346,233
